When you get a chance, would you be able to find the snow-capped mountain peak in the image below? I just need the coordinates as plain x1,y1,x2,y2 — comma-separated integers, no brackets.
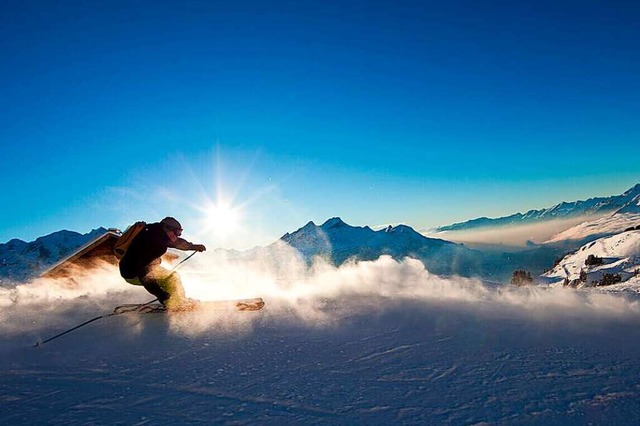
617,194,640,214
321,217,348,229
275,218,479,276
622,183,640,198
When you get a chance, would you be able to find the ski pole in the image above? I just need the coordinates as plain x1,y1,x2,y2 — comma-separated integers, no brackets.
34,313,117,347
33,297,159,348
33,251,200,348
168,250,198,276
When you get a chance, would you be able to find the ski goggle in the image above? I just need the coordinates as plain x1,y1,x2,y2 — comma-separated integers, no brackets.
164,226,182,237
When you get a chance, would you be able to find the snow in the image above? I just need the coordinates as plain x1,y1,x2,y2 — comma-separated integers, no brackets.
544,230,640,288
4,187,640,423
545,213,640,243
3,255,640,424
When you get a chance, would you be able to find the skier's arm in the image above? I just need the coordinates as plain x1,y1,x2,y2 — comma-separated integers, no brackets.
171,238,207,252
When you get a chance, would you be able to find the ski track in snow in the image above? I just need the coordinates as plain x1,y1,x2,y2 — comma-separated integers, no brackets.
3,290,640,425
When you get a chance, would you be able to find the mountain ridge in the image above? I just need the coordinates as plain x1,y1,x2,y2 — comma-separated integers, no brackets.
265,217,481,277
0,228,108,282
3,185,640,285
433,184,640,233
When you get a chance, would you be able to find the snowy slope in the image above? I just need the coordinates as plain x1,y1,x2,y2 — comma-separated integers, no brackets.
3,258,640,424
434,183,640,233
545,212,640,243
543,230,640,288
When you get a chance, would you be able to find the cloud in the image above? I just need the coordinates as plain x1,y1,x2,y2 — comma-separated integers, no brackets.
430,216,600,247
179,249,640,328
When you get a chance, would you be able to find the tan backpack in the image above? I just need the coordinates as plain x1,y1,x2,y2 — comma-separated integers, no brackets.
113,221,146,260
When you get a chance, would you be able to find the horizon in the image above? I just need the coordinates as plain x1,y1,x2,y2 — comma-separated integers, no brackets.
1,1,639,249
3,181,638,249
0,183,640,250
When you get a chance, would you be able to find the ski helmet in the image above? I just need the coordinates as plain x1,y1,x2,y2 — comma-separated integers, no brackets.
161,217,182,232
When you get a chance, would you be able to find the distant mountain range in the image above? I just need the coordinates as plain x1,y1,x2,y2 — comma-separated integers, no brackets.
0,228,107,282
0,218,484,283
2,184,639,285
253,217,483,277
433,184,640,233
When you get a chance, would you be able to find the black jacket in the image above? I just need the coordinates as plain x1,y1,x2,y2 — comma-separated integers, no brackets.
119,222,193,279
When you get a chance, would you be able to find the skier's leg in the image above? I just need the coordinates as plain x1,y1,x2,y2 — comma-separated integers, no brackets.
137,264,172,303
139,274,171,304
153,266,193,310
140,265,194,310
156,271,192,310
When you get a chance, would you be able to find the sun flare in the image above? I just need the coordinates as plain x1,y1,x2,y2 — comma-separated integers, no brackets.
204,201,242,235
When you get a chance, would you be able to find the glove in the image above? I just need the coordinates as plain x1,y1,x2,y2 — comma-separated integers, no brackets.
192,244,207,252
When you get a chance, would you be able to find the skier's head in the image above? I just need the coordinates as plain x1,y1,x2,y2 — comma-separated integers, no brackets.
161,217,182,238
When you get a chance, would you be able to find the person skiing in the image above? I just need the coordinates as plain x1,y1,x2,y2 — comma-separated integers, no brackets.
118,217,206,310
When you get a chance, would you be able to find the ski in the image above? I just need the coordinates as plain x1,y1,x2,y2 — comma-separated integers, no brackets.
34,298,264,347
113,297,265,314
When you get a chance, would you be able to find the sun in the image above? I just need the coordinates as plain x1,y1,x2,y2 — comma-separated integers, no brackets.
204,201,242,235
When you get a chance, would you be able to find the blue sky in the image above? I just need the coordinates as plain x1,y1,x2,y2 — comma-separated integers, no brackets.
1,0,639,249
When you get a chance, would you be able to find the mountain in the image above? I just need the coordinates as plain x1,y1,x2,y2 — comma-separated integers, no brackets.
4,210,638,286
542,229,640,288
264,217,483,277
434,183,640,233
0,219,483,283
2,219,487,283
545,210,640,244
617,193,640,214
0,228,108,283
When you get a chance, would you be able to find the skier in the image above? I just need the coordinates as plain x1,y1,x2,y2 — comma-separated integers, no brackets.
118,217,206,310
